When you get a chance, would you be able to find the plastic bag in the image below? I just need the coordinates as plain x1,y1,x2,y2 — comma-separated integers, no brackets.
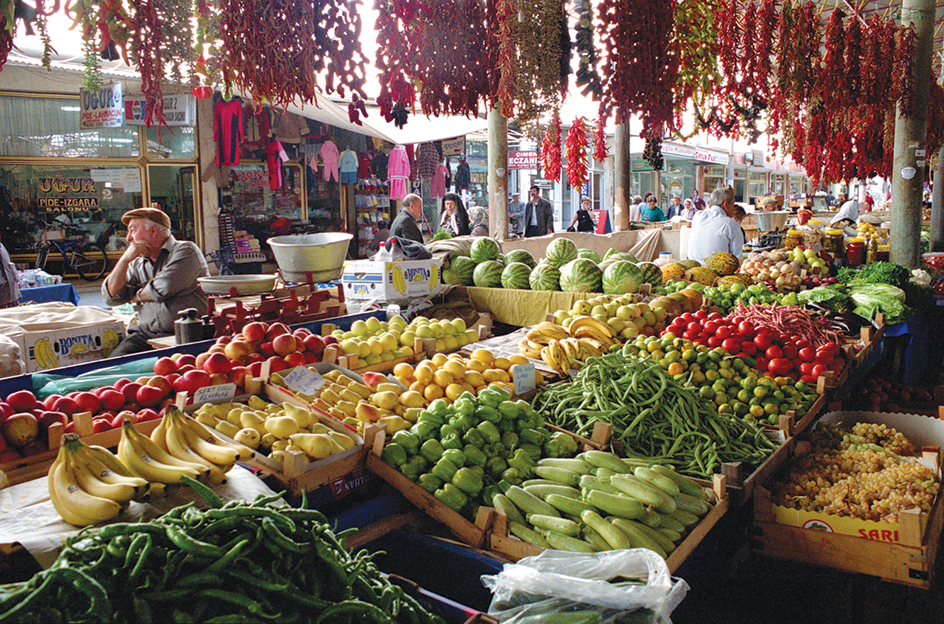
481,549,688,624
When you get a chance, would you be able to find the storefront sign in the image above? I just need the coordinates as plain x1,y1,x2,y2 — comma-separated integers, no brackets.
532,178,554,190
80,82,124,130
632,159,653,172
508,150,538,170
442,136,465,156
231,169,269,188
36,176,100,211
124,93,196,126
662,143,696,158
694,149,730,165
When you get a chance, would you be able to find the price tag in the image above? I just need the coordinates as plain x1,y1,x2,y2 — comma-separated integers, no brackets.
511,363,536,396
283,366,325,395
193,383,237,404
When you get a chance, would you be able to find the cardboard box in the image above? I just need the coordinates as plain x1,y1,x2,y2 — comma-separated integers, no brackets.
341,258,443,302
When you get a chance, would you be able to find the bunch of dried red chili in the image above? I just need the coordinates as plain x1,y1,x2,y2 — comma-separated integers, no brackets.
541,117,562,183
566,117,589,189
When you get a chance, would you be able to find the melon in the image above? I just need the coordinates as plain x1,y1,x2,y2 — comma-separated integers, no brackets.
447,256,476,285
718,274,753,287
501,262,532,290
602,261,644,295
559,258,603,293
472,260,504,288
544,238,578,268
637,262,663,287
470,237,500,264
529,263,562,291
504,249,537,269
660,262,688,282
678,259,701,270
704,252,740,276
616,252,640,263
686,267,719,287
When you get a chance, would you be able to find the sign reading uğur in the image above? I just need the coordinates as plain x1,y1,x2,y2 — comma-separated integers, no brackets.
80,82,124,130
37,177,100,211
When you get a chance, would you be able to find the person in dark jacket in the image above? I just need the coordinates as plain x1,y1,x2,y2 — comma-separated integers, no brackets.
438,192,471,236
390,193,425,244
524,185,554,237
567,196,596,232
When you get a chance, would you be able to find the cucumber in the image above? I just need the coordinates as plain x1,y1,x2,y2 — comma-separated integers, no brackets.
492,492,526,525
545,493,597,517
515,611,602,624
580,450,631,473
651,464,707,500
634,466,681,498
618,518,676,555
658,527,683,543
533,465,581,487
609,518,668,558
668,508,700,528
523,483,582,500
522,478,563,488
536,457,592,474
579,475,620,495
505,485,560,518
580,510,632,550
584,489,644,520
652,512,686,533
673,492,710,516
610,474,676,514
591,466,617,478
508,521,550,548
527,513,580,537
581,525,612,552
542,529,596,553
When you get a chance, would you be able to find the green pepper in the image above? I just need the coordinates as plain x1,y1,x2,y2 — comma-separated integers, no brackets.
449,413,474,433
439,423,459,439
431,457,459,483
551,431,578,456
427,398,451,419
463,428,486,448
420,438,445,464
418,473,443,493
463,444,487,468
411,421,439,442
476,405,502,424
442,448,466,467
481,443,499,459
381,443,408,468
519,427,548,446
501,467,525,486
477,420,501,445
497,400,521,420
406,454,428,474
496,417,514,433
508,448,536,475
434,483,467,511
519,443,542,462
453,398,476,419
501,430,519,451
417,411,444,427
477,388,503,408
543,437,563,458
391,430,419,456
452,467,483,496
486,456,508,479
441,431,463,451
400,461,421,481
482,483,502,506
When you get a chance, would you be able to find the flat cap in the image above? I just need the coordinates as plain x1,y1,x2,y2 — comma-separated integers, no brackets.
122,207,170,229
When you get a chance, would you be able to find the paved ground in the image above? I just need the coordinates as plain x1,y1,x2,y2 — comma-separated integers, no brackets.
70,276,108,309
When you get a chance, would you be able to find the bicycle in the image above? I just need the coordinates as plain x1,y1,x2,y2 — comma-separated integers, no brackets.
205,244,236,276
35,222,112,281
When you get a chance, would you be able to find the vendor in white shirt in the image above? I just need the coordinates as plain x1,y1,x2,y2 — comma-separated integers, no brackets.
686,187,744,263
830,191,861,235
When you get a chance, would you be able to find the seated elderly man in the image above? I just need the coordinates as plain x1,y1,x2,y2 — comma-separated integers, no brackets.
103,207,209,356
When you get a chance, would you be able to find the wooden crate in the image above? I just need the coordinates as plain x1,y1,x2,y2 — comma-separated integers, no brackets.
487,474,729,572
819,316,885,391
765,385,828,438
691,429,794,507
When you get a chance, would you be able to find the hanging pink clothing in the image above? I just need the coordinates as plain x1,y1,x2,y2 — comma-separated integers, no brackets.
388,146,410,201
431,163,447,199
266,139,288,190
320,140,340,182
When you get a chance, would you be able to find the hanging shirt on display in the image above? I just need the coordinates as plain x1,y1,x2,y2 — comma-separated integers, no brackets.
388,146,410,201
416,142,439,180
320,140,340,182
214,98,244,166
271,110,309,144
241,104,270,155
372,150,389,179
454,159,471,190
358,152,373,179
265,139,289,190
431,163,448,199
299,143,319,173
339,149,358,184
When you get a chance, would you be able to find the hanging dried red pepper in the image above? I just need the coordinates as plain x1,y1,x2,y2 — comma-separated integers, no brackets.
486,0,517,117
541,116,562,183
566,117,589,189
514,0,568,131
671,0,723,137
593,116,607,163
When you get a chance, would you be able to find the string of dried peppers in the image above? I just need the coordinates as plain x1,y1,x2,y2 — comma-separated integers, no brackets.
541,116,562,183
514,0,569,132
566,116,589,189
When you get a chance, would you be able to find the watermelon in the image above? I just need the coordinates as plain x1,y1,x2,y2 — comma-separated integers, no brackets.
616,252,640,263
602,261,644,295
544,237,578,268
472,260,504,288
470,237,500,264
505,249,536,269
603,248,621,260
501,262,532,290
638,262,663,287
447,256,476,285
529,263,561,291
577,248,602,263
559,258,603,293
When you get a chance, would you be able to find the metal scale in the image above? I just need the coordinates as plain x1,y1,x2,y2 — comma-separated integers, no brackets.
748,210,792,251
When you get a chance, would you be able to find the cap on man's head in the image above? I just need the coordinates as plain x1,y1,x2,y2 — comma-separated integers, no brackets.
122,207,170,229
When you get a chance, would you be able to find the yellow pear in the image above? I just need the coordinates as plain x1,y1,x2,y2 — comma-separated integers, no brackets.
215,420,240,438
376,383,403,395
234,428,261,450
270,439,289,452
239,411,267,436
269,372,287,388
328,431,356,450
282,402,314,429
356,403,382,423
227,408,245,427
290,433,341,460
310,423,331,434
264,415,300,439
403,407,424,423
378,415,410,434
195,411,219,427
370,391,399,411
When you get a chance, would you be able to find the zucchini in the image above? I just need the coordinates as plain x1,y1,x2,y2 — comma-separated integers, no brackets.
515,611,602,624
522,478,562,488
581,525,612,552
591,466,617,478
610,474,676,514
527,513,580,537
580,510,632,550
492,492,526,525
545,493,597,517
658,527,683,543
634,466,680,498
523,483,582,500
533,465,581,487
652,512,686,533
673,492,710,516
505,485,560,518
536,457,592,474
609,518,668,558
508,521,551,548
579,475,620,495
651,464,707,500
580,450,631,473
636,509,662,528
668,508,700,528
584,489,644,520
542,529,596,553
617,518,676,555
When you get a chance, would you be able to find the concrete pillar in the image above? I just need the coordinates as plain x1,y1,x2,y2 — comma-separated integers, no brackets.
931,151,944,252
890,0,936,267
613,122,631,230
487,106,509,240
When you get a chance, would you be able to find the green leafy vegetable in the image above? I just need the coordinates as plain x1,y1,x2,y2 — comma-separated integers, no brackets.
797,285,851,310
848,283,908,324
431,229,453,241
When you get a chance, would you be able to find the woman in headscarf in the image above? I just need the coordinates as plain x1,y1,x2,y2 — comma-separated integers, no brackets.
438,192,471,236
680,198,697,220
468,204,489,237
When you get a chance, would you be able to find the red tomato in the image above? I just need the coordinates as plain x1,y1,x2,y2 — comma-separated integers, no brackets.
754,333,772,350
737,321,756,336
722,337,742,353
783,344,799,361
740,342,757,356
707,312,723,322
798,347,816,362
814,346,835,364
682,330,698,341
795,339,812,351
716,326,733,340
798,362,815,376
694,309,708,320
687,322,703,334
765,345,784,360
704,321,719,334
812,364,828,378
800,374,817,384
707,335,723,348
768,358,793,376
754,356,768,371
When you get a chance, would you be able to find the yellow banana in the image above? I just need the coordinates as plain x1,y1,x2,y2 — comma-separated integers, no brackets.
519,339,542,359
174,414,240,467
48,455,123,527
164,416,228,485
118,421,205,484
568,316,615,339
179,415,253,461
150,416,171,453
74,448,149,496
84,444,136,478
68,450,138,504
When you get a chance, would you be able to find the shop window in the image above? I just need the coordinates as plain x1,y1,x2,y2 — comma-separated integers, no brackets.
0,95,140,158
231,164,305,249
147,165,197,242
0,163,143,253
146,126,196,160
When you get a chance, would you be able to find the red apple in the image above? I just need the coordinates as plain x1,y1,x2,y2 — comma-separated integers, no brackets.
207,345,226,355
121,382,143,404
116,409,137,423
165,373,181,387
304,351,320,364
247,361,264,378
229,366,249,387
110,413,127,429
136,385,166,408
91,417,113,433
137,408,161,423
52,396,79,417
153,357,179,376
215,335,231,346
272,334,297,357
42,394,62,411
303,334,326,355
113,378,132,390
0,402,12,421
265,322,290,341
242,322,268,343
159,397,174,410
204,352,233,375
176,364,195,375
99,389,126,411
135,376,152,385
91,386,110,398
266,356,288,374
170,353,184,362
146,376,173,396
177,354,196,368
284,351,306,368
259,342,275,358
322,335,339,346
64,421,75,434
2,413,39,447
175,369,211,394
224,339,250,363
38,410,68,430
209,373,230,386
73,392,101,415
246,352,265,364
195,352,211,370
7,390,37,413
0,433,6,454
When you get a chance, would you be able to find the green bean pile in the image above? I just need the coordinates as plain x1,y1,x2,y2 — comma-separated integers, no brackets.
532,354,780,479
0,480,445,624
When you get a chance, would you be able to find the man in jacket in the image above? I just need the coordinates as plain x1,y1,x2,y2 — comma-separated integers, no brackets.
524,186,554,237
390,193,425,244
508,193,525,237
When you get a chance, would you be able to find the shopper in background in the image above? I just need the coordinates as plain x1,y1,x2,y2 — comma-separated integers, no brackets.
665,196,683,219
468,205,489,237
830,191,860,227
691,191,707,211
731,204,748,243
524,186,553,237
680,198,697,220
567,196,596,232
508,192,525,237
640,196,666,222
0,240,20,308
371,221,390,251
629,195,644,221
438,192,471,237
390,193,426,244
686,187,744,263
103,207,209,356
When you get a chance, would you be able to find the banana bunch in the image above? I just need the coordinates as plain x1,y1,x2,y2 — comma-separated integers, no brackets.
102,329,121,357
519,321,568,358
540,339,571,375
567,316,620,350
520,317,619,373
48,434,152,527
33,337,59,370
